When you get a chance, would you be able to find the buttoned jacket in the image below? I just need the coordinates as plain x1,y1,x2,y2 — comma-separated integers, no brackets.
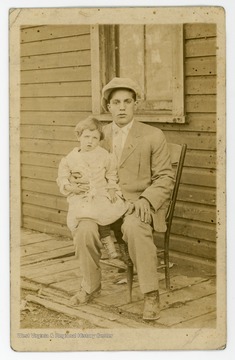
101,120,175,232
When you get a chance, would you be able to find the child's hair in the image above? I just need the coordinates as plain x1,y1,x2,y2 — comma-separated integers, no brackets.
75,116,104,141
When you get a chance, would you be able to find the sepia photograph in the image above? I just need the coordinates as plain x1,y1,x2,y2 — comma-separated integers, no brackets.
9,6,226,352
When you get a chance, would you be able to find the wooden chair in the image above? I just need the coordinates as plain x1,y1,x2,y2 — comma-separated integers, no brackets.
119,143,187,302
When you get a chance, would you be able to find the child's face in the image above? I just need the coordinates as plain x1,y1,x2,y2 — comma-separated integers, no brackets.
79,129,101,152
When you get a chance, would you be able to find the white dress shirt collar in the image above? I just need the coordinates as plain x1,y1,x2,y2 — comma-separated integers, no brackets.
112,119,134,163
112,119,134,136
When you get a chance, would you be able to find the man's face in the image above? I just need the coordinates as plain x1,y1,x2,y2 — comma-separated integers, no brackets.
107,89,137,127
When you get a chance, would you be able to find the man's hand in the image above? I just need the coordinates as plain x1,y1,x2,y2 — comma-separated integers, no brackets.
64,183,89,195
126,202,135,215
69,173,90,192
107,188,117,203
134,198,152,224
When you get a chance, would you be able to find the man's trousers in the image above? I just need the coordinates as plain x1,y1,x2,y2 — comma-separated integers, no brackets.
73,213,159,294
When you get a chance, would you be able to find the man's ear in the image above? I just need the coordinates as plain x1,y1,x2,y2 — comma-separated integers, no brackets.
107,103,111,112
134,101,138,111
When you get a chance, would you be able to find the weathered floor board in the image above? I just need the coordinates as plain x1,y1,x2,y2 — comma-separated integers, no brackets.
20,228,216,329
21,257,79,279
21,231,56,245
21,244,74,266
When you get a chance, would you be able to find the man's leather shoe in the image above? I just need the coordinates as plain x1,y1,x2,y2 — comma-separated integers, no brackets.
70,285,101,306
143,290,160,320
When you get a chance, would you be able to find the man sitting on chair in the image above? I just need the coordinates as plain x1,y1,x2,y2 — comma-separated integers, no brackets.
71,77,174,321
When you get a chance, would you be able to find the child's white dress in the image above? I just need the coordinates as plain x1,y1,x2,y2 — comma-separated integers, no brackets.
57,146,128,232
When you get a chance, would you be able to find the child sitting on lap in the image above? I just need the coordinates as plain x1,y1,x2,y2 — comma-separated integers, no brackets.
57,116,128,259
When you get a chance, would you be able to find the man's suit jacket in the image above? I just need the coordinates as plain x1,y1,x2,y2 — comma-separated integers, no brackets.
101,120,174,232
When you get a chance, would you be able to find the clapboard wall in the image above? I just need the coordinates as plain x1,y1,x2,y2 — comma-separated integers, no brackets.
20,24,217,268
20,25,92,236
156,23,217,267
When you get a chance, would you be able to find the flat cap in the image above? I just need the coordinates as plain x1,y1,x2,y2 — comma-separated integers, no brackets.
101,77,142,111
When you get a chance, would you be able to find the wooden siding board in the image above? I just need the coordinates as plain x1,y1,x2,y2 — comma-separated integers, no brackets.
157,113,216,132
185,95,216,113
178,184,216,206
171,237,216,260
157,233,216,260
185,38,216,58
21,165,58,182
23,216,71,237
184,150,216,169
22,191,68,212
164,131,216,150
20,111,91,126
181,168,216,187
21,125,76,141
21,50,91,71
185,114,216,132
21,139,77,155
23,204,67,224
21,152,63,168
175,202,216,223
156,234,216,260
21,97,92,112
21,66,91,84
21,26,43,30
171,217,216,242
166,250,215,270
185,57,216,76
21,25,90,43
185,76,216,95
22,178,61,197
21,34,91,57
184,24,216,39
21,81,92,97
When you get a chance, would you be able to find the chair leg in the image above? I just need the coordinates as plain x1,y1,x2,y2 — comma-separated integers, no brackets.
164,228,171,291
164,251,170,291
165,263,170,291
127,264,134,303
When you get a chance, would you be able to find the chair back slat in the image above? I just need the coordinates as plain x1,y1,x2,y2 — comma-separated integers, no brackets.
166,143,187,222
167,143,182,165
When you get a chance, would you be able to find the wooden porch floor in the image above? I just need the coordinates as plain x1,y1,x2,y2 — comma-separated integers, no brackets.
20,228,216,329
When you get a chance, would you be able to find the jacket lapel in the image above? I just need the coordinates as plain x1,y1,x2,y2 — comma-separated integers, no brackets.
119,121,141,166
102,121,141,166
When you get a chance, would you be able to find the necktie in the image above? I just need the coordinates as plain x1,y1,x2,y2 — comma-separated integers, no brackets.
113,129,124,164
